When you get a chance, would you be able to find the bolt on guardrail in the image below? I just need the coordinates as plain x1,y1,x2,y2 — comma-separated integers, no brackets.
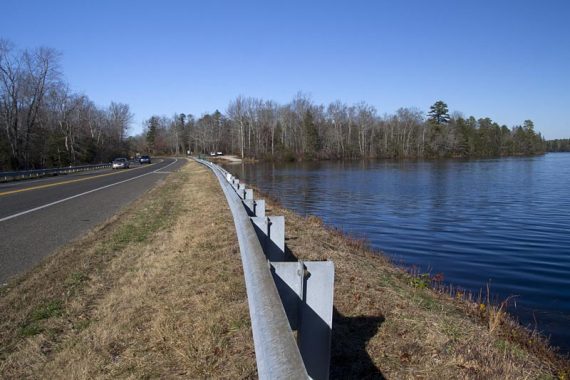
197,158,335,380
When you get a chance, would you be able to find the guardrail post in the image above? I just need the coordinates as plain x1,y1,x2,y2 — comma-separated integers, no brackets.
250,216,285,261
271,261,335,380
237,183,247,198
298,261,334,380
254,199,265,217
244,199,265,217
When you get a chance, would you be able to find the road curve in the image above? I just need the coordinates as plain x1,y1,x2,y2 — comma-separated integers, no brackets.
0,158,186,283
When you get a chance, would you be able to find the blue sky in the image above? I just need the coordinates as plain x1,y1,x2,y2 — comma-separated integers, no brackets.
2,0,569,138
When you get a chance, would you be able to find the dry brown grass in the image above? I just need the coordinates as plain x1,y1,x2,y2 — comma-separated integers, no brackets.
0,160,255,379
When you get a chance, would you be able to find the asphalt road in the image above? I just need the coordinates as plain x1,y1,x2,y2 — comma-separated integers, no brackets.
0,158,186,284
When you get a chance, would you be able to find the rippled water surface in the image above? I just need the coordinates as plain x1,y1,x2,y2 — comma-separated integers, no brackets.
225,153,570,352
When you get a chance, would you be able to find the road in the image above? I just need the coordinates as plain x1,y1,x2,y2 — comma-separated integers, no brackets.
0,158,186,283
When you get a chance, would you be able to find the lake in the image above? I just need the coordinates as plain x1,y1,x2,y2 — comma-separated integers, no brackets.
224,153,570,352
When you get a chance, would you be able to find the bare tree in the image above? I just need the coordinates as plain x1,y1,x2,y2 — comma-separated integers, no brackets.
107,102,132,143
0,41,61,168
227,96,248,159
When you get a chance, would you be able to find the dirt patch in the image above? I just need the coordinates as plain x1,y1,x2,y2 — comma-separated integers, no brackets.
0,160,255,379
215,155,242,163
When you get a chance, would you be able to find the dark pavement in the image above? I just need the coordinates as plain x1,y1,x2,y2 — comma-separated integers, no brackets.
0,158,186,283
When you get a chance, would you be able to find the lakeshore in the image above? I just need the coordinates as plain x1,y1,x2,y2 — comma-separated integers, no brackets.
226,153,570,353
0,160,567,379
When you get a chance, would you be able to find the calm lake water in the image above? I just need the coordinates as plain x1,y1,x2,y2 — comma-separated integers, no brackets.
224,153,570,352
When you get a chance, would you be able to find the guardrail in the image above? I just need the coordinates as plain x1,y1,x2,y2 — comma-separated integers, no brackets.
0,163,112,183
196,158,334,380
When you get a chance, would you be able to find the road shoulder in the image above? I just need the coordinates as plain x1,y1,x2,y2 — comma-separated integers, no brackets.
0,160,256,378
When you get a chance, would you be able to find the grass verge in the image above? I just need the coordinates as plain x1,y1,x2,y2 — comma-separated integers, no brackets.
0,160,255,379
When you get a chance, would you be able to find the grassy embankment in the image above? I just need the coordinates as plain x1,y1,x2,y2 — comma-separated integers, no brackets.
1,159,568,379
0,160,255,378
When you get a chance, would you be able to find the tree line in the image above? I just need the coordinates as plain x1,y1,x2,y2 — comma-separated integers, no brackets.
546,139,570,152
0,40,132,171
1,40,549,171
138,95,546,161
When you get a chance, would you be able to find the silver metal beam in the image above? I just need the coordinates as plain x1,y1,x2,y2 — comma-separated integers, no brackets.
196,159,309,380
0,163,111,182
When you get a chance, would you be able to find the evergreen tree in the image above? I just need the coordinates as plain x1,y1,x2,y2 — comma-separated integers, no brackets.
428,100,450,125
146,116,159,153
303,109,319,157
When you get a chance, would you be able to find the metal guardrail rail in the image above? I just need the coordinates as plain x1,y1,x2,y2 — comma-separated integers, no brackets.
197,158,334,380
197,158,309,379
0,163,111,182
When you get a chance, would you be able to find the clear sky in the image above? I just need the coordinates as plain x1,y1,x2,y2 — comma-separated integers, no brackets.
2,0,569,138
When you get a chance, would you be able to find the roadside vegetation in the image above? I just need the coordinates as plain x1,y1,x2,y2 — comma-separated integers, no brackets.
0,160,255,378
2,159,568,379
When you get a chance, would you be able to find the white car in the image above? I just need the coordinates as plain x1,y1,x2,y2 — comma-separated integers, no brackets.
112,158,130,169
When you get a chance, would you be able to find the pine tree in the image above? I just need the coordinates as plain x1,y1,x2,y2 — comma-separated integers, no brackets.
428,100,450,125
146,116,159,153
303,110,319,157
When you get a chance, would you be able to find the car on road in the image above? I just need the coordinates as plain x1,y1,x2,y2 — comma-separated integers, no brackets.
139,155,151,164
112,157,130,169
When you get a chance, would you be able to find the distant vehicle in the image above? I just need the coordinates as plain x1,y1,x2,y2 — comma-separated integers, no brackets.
216,151,223,156
139,155,151,164
112,157,130,169
209,152,216,156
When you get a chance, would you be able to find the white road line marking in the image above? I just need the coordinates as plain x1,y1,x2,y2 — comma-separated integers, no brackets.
0,159,179,223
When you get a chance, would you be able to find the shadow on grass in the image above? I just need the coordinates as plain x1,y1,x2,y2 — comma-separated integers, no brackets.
248,209,385,378
330,308,386,379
